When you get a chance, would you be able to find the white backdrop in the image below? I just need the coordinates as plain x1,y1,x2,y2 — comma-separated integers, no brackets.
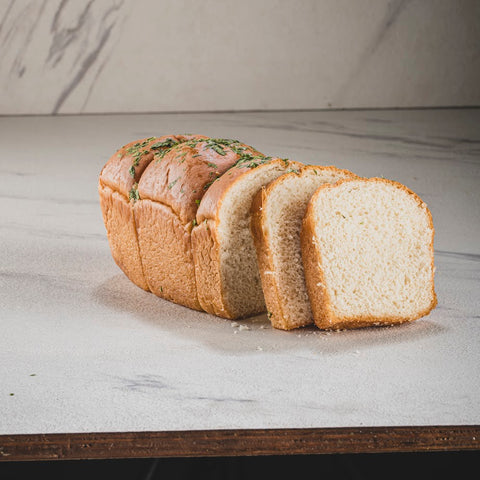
1,0,479,114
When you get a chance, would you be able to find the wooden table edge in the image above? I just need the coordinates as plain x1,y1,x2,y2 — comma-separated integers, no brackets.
1,426,479,461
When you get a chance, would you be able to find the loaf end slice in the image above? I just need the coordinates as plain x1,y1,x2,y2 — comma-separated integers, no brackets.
301,178,437,329
251,165,358,330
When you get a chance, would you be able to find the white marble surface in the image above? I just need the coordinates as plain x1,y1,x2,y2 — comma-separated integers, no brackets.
0,108,479,435
1,0,479,114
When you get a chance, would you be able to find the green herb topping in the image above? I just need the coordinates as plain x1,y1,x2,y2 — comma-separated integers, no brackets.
128,184,140,202
168,177,180,189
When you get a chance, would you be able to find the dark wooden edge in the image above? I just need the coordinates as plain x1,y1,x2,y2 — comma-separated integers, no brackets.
0,425,480,461
1,426,479,461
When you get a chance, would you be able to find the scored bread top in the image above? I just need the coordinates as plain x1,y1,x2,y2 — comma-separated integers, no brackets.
138,138,262,225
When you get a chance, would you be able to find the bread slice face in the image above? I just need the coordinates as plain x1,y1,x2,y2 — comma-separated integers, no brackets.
251,165,358,330
193,158,302,319
301,178,437,329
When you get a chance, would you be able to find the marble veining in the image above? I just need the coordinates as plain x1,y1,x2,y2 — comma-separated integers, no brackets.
1,1,479,114
0,109,479,434
0,0,126,114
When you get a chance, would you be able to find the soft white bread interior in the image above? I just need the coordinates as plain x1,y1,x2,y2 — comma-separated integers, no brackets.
251,165,358,330
301,178,437,329
194,159,301,319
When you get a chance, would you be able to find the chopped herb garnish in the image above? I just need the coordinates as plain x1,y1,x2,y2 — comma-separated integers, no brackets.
207,162,218,169
195,199,200,205
192,219,197,226
168,177,180,189
210,143,226,156
128,184,140,202
151,138,178,150
267,311,273,319
128,165,136,177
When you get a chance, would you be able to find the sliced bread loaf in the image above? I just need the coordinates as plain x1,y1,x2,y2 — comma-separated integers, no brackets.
99,136,263,311
251,165,358,330
301,178,437,329
193,157,302,319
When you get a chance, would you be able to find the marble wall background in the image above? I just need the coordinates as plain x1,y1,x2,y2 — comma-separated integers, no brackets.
0,0,479,115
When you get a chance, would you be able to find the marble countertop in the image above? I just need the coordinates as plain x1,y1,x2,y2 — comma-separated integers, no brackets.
1,109,479,436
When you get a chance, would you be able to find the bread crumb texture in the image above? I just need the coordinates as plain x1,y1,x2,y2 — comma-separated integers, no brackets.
304,178,437,329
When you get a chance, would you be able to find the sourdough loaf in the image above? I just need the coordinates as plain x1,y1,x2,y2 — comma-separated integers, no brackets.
251,165,358,330
301,178,437,329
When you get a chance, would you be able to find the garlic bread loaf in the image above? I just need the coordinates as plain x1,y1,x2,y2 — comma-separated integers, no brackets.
99,136,266,312
251,165,358,330
301,178,437,329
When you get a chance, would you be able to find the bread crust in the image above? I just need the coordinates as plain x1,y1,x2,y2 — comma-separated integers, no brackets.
301,177,437,330
191,219,228,316
193,159,301,318
135,199,201,310
98,182,149,290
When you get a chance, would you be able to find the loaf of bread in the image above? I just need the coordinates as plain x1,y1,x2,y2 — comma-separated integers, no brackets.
251,165,358,330
99,135,298,318
100,136,436,330
301,178,437,329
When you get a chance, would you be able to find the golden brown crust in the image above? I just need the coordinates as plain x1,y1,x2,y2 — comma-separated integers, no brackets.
301,177,437,330
98,182,149,291
134,199,202,310
138,138,260,224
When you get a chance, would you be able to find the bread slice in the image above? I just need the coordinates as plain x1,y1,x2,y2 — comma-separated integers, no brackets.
251,165,358,330
193,158,302,319
301,178,437,329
